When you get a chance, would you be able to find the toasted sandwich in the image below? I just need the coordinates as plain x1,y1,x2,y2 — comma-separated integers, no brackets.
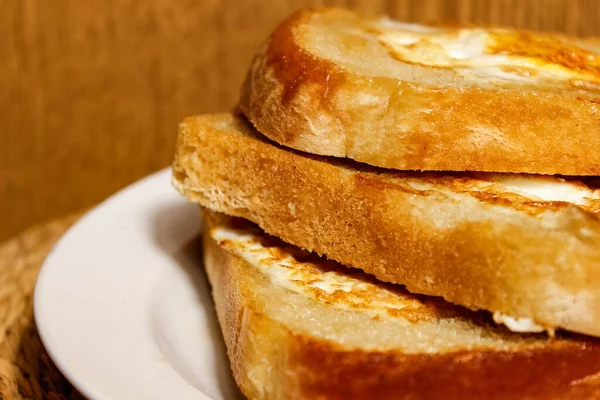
172,7,600,398
240,8,600,175
203,209,600,400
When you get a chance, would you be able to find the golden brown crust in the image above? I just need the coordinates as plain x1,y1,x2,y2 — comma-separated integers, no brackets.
202,214,600,400
172,113,600,337
240,8,600,175
289,337,600,400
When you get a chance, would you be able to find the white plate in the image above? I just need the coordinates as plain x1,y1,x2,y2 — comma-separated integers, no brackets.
34,169,243,400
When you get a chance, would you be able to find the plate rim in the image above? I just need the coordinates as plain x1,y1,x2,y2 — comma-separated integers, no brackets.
33,168,218,400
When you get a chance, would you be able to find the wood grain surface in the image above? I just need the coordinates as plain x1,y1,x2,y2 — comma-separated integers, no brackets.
2,0,600,241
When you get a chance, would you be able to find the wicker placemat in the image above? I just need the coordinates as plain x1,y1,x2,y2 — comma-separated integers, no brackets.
0,214,85,400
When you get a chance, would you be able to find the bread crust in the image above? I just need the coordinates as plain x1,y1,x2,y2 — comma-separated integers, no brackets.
240,8,600,175
202,214,600,400
173,113,600,337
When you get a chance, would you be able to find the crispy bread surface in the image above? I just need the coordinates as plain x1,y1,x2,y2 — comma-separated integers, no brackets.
172,113,600,337
240,8,600,175
203,210,600,400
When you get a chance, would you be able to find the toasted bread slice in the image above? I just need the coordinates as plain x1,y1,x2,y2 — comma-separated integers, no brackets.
172,113,600,337
203,209,600,400
240,8,600,175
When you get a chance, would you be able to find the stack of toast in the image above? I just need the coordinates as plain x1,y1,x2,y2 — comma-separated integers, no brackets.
172,8,600,399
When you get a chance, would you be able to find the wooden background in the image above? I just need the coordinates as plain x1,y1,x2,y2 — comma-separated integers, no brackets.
2,0,600,241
